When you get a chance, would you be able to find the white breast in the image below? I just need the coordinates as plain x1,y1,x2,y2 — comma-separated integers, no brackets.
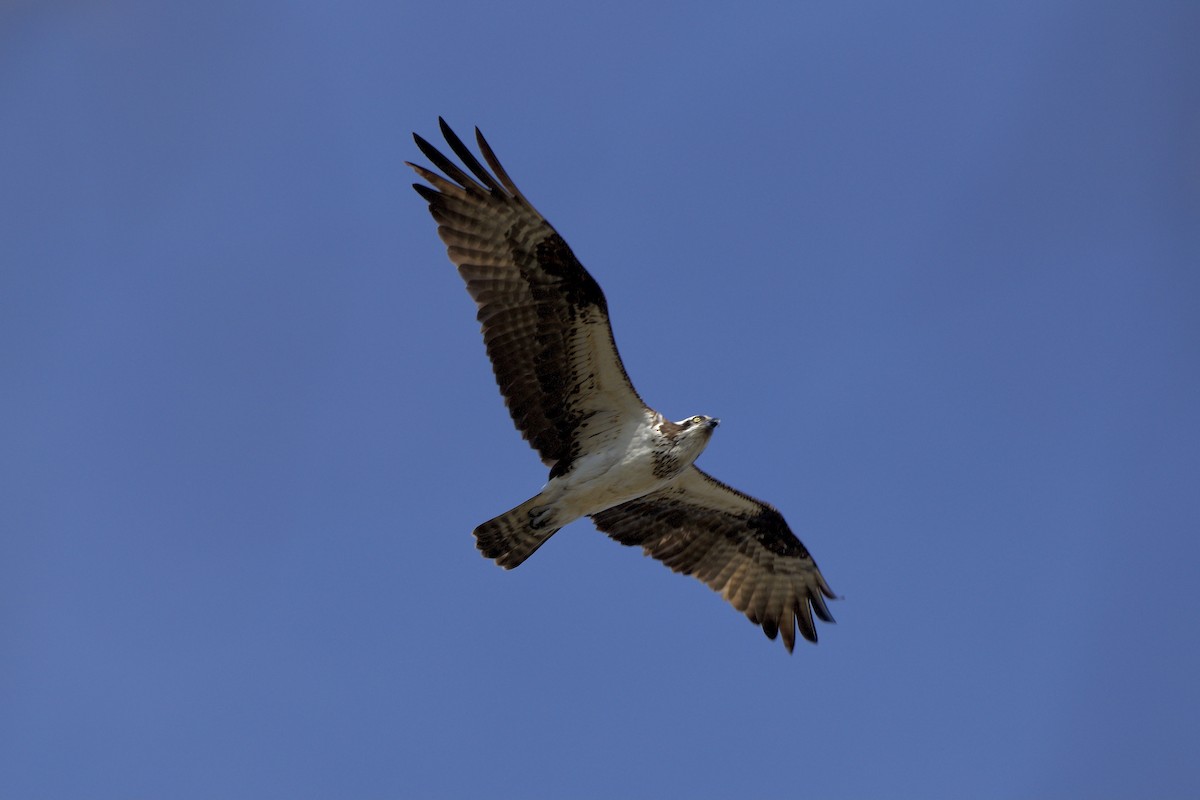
548,409,672,520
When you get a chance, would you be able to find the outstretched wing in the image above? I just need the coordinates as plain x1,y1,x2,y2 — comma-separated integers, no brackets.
409,119,647,477
591,467,837,652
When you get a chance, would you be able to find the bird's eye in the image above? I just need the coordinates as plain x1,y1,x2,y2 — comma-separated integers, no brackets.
691,416,704,424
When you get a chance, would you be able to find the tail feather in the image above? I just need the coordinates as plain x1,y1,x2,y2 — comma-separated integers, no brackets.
474,496,560,569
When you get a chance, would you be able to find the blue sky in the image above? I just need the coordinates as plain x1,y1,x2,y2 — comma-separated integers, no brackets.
3,2,1198,797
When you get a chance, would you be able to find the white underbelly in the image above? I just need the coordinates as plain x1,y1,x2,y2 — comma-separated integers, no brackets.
549,424,670,516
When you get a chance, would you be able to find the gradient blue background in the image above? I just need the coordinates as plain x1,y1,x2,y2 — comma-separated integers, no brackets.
3,2,1198,797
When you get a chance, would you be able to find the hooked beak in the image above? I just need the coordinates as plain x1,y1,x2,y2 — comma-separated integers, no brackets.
709,417,721,429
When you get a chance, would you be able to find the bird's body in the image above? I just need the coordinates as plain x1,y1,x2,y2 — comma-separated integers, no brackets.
409,120,837,651
477,409,720,568
536,409,711,522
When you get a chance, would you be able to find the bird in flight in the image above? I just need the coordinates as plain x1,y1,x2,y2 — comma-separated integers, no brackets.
409,119,836,651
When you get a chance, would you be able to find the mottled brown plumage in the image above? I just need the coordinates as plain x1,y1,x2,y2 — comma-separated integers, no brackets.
592,469,836,652
410,120,644,479
409,119,837,652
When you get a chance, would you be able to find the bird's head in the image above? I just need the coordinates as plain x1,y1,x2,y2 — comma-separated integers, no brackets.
660,414,720,468
674,414,720,440
662,417,715,465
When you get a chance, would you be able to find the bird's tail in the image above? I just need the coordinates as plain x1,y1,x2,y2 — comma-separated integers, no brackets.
474,495,561,569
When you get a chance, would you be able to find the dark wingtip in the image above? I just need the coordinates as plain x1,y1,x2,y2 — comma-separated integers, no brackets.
412,132,441,164
812,595,837,624
412,183,439,203
472,125,524,200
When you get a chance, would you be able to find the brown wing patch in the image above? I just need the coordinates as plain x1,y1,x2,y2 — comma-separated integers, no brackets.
591,468,836,653
410,119,646,473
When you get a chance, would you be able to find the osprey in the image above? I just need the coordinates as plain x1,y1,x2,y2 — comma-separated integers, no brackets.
409,119,836,652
